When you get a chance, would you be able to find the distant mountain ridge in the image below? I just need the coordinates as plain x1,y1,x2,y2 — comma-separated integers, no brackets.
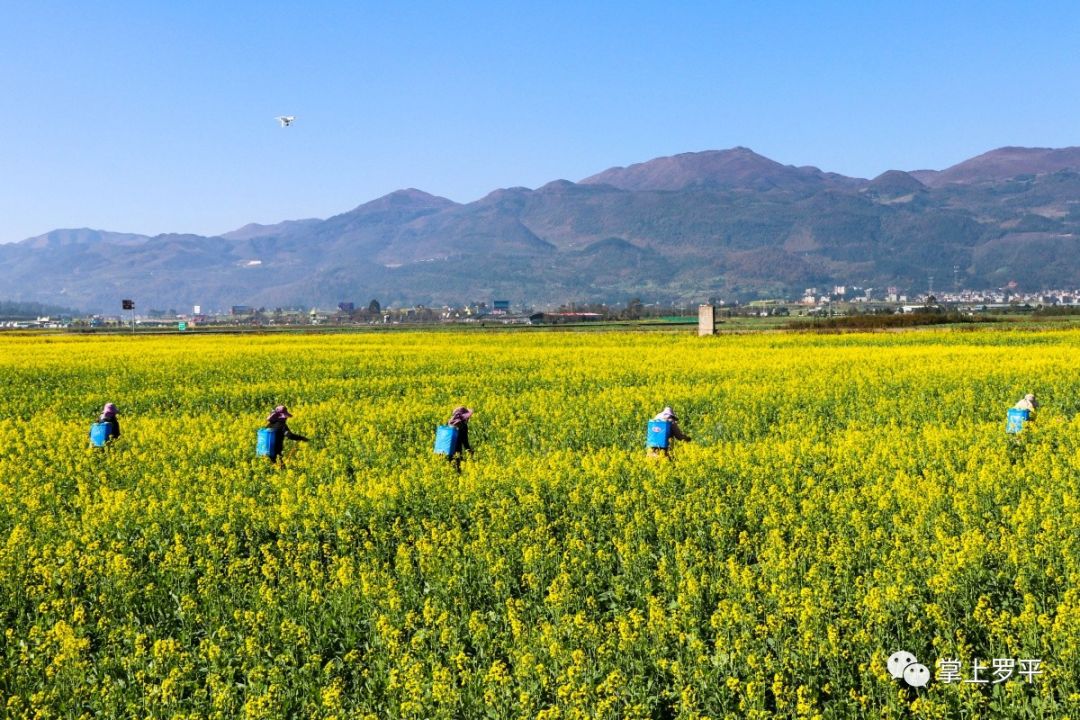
20,229,151,249
912,146,1080,187
579,147,864,192
4,145,1080,311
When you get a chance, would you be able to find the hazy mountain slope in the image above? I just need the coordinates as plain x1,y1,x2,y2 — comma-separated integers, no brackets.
220,219,321,241
18,228,151,249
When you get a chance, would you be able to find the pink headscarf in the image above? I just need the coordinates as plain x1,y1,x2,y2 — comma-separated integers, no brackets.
448,406,473,425
267,405,293,422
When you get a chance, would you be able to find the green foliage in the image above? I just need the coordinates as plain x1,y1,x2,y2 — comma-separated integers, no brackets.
788,312,999,331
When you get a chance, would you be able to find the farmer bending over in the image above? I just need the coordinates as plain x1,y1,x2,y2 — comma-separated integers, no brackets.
265,404,309,462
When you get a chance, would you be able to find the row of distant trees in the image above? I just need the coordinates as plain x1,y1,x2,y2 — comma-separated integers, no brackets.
549,298,700,320
334,299,700,322
328,298,700,323
334,300,385,321
0,300,79,320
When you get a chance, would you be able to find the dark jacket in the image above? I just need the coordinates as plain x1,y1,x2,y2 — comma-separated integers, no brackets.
98,415,121,440
448,419,472,457
265,418,308,460
668,420,689,442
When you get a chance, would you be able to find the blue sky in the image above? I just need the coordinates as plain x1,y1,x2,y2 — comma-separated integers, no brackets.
2,1,1079,243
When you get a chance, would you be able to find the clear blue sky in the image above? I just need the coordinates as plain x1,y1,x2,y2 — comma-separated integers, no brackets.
3,1,1079,243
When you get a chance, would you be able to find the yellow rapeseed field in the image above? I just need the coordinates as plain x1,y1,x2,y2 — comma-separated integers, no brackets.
1,329,1079,719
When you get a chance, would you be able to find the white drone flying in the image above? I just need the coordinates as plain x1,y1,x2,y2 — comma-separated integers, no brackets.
275,116,296,127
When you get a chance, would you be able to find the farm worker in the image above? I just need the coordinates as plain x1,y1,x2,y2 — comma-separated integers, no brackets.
97,402,121,441
447,406,474,471
649,406,691,457
1014,393,1039,416
265,405,309,462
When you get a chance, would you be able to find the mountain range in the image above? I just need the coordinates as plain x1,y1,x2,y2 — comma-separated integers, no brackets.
4,146,1080,312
